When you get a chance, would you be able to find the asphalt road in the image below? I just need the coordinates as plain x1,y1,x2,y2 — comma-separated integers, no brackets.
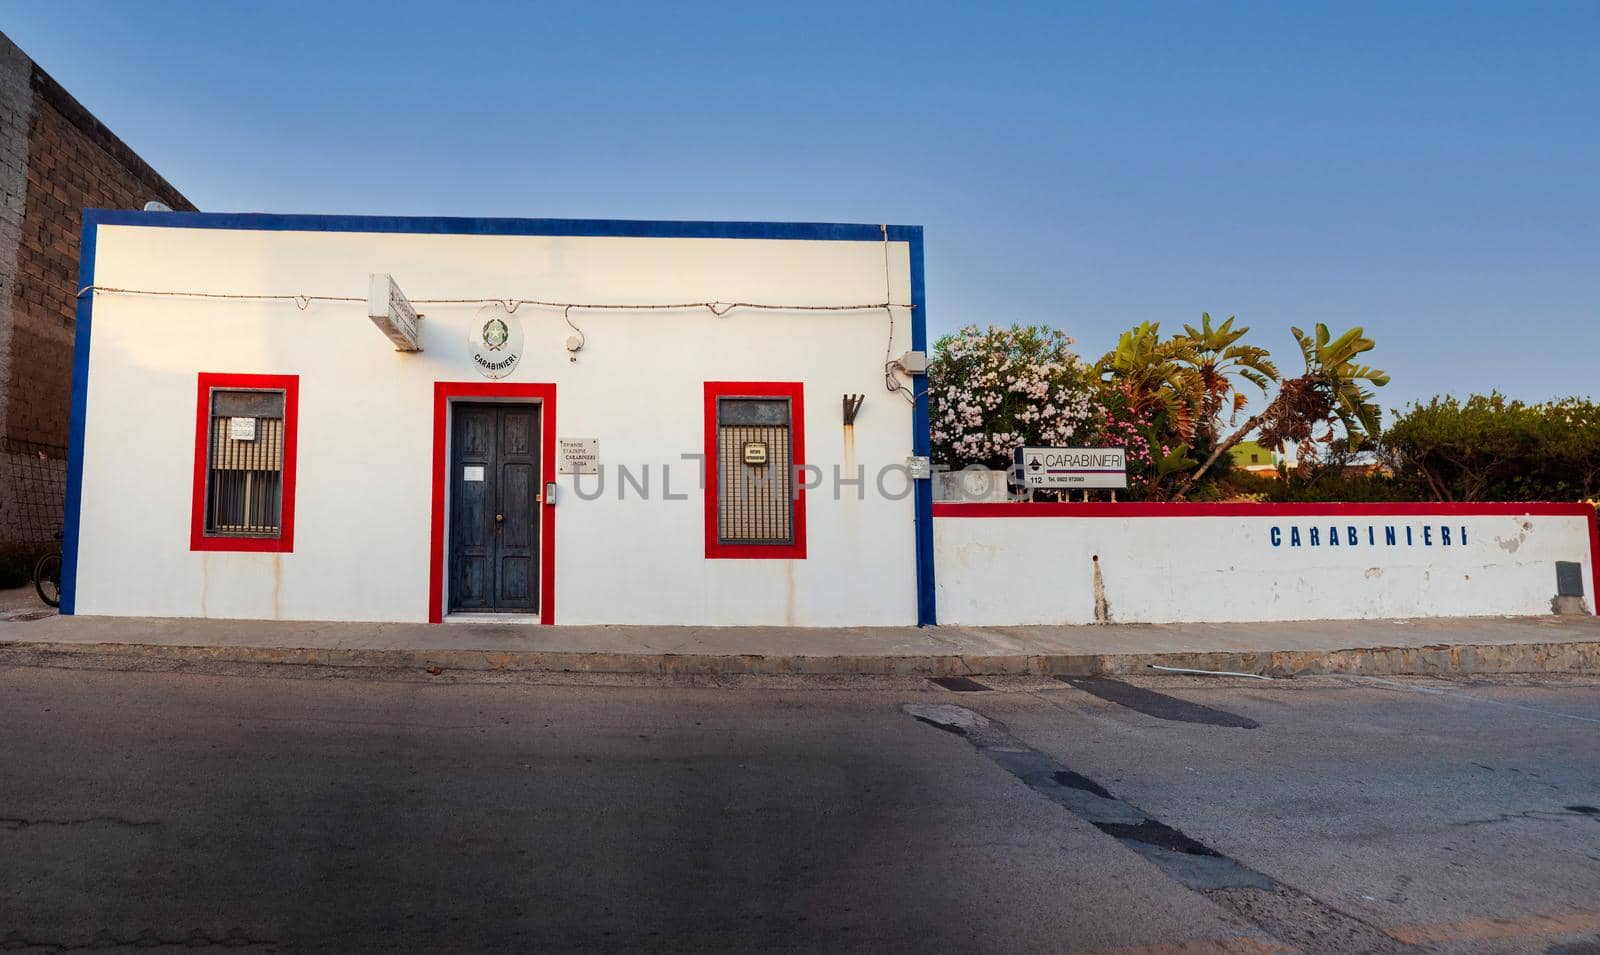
1,649,1597,953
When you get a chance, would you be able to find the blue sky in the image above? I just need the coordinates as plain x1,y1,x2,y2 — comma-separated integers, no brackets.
7,1,1597,414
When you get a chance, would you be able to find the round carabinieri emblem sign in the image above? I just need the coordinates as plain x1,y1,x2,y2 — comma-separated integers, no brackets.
467,303,523,379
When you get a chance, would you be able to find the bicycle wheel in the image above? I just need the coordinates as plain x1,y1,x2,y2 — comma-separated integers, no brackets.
34,552,61,608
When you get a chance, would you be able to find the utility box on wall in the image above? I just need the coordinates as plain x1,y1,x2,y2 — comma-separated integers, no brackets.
1556,561,1584,597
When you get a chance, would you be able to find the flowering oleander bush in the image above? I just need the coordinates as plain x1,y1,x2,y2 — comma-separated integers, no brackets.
1084,385,1157,494
929,324,1097,470
928,317,1394,501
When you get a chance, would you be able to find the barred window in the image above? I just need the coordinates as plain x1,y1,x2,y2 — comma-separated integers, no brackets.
205,390,285,537
191,373,298,553
717,398,793,545
704,382,806,560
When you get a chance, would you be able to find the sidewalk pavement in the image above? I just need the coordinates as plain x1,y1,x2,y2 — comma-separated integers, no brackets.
3,607,1599,676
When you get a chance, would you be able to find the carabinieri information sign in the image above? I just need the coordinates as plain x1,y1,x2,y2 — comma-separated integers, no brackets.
1013,446,1128,489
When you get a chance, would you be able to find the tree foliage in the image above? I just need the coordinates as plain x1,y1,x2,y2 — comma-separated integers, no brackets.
930,315,1390,501
1386,394,1600,502
934,316,1408,502
1093,314,1278,498
1095,322,1195,441
1171,313,1277,447
928,324,1097,469
927,314,1598,507
1088,384,1171,497
1178,323,1388,497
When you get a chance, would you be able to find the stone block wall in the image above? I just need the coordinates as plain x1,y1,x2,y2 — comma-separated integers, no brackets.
0,30,194,572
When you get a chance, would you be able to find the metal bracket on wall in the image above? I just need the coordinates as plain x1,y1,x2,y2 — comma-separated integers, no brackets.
843,394,864,426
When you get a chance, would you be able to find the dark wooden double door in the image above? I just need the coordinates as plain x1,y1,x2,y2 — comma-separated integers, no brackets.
449,403,540,613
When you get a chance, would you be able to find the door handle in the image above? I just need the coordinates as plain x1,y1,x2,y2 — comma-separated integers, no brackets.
495,514,504,523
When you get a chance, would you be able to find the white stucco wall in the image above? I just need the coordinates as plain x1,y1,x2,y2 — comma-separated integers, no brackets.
74,222,920,625
935,506,1597,625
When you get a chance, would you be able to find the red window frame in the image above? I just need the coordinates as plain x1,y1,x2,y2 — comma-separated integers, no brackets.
190,372,300,553
704,381,807,559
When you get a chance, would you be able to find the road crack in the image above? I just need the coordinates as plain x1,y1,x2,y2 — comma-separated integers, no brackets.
0,815,159,831
1,928,278,951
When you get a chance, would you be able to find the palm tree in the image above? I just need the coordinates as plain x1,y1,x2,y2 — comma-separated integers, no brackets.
1175,324,1389,498
1096,322,1194,440
1171,313,1278,448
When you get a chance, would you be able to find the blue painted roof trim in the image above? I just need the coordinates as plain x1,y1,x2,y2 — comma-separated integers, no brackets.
82,209,921,244
63,210,934,625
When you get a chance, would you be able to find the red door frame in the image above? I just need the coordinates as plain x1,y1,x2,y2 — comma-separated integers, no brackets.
428,381,557,624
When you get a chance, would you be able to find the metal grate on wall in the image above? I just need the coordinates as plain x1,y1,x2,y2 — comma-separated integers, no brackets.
206,390,285,537
717,398,793,545
1,438,68,546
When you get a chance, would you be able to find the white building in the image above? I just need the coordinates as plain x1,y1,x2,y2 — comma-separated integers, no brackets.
63,213,935,626
61,211,1596,631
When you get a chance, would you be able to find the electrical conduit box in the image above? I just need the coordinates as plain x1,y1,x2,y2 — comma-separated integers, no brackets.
1556,561,1584,597
895,350,928,375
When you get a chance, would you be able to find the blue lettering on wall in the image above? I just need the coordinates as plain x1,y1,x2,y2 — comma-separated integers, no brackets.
1267,520,1477,555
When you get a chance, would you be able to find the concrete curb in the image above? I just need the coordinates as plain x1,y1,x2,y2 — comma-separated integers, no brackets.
5,639,1599,677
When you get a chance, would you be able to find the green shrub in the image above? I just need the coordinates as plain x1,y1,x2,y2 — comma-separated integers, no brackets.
1386,394,1600,502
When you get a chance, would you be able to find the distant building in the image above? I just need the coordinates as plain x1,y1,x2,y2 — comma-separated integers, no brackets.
1324,459,1391,479
1229,440,1281,479
0,31,193,576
